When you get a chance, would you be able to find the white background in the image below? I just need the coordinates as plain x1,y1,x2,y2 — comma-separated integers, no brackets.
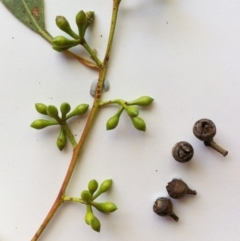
0,0,240,240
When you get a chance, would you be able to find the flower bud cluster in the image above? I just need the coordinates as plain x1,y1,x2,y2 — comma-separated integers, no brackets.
52,10,94,51
106,96,154,132
31,102,89,150
77,179,117,232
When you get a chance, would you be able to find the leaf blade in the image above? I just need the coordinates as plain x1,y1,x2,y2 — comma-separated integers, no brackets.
1,0,52,41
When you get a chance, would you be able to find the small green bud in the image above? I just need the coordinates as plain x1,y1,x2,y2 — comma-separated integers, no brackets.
106,115,120,130
88,180,98,195
92,202,117,213
30,119,57,129
56,128,67,151
75,10,87,39
106,107,123,130
81,190,92,203
66,104,89,119
35,103,47,115
60,102,71,119
131,117,146,131
99,179,112,193
55,16,79,39
52,36,79,49
128,96,154,106
47,105,59,118
90,216,101,232
126,106,139,117
93,179,113,200
85,211,94,225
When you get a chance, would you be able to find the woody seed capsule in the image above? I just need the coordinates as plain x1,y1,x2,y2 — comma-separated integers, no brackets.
172,141,194,163
193,119,228,156
153,197,179,222
166,179,197,199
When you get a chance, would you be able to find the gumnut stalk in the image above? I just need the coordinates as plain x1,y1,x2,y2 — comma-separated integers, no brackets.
172,141,194,163
193,119,228,156
153,197,179,222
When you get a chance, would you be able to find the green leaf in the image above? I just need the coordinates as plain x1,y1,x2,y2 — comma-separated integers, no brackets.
1,0,52,41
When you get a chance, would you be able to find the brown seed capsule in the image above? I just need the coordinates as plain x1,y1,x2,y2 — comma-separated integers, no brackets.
193,119,228,157
172,141,194,163
166,179,197,199
153,197,179,222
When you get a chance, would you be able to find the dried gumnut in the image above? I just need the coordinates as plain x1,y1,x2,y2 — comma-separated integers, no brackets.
153,197,179,222
193,119,228,157
166,179,197,199
172,141,194,163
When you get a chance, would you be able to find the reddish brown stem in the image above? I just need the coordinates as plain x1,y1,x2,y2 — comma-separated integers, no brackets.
31,1,121,240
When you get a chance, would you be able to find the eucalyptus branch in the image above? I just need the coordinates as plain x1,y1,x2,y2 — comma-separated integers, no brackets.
31,1,121,240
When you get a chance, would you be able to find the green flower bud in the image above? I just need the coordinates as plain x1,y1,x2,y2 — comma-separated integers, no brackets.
128,96,154,106
88,179,98,195
92,202,117,213
30,119,57,129
55,16,79,39
35,103,47,115
90,216,101,232
81,190,92,203
99,179,112,193
106,107,123,130
131,117,146,131
47,105,59,118
85,211,94,225
52,36,79,49
106,115,120,130
92,179,112,200
66,104,89,119
60,102,71,119
56,128,67,151
75,10,87,39
126,106,139,117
